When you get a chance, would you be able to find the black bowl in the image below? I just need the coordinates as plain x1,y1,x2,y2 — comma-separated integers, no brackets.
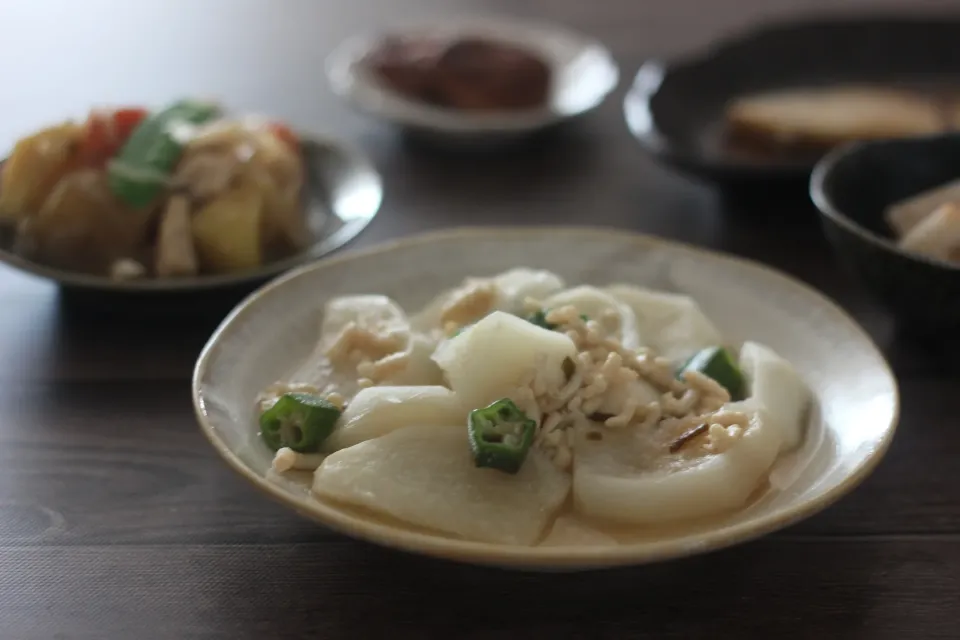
810,133,960,333
625,12,960,185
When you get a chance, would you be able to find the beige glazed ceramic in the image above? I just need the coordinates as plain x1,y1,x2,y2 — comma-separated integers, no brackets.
193,227,899,570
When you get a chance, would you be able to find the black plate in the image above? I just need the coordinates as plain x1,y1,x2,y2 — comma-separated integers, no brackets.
624,13,960,184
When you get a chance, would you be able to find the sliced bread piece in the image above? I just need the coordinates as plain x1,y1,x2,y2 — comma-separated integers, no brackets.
726,86,945,151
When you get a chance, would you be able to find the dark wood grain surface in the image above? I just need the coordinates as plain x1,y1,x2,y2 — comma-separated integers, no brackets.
1,1,958,638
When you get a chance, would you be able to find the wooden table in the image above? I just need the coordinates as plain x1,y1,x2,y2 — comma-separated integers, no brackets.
1,0,957,638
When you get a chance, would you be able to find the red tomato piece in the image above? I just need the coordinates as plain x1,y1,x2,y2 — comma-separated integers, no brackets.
77,107,147,168
267,122,300,151
79,111,114,167
112,108,149,143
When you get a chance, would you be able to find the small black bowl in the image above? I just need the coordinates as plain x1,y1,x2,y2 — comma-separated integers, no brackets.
810,133,960,333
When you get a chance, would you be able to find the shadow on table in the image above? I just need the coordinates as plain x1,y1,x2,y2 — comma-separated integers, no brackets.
43,285,256,372
53,283,256,326
716,184,822,224
710,197,960,374
209,537,873,638
380,120,605,202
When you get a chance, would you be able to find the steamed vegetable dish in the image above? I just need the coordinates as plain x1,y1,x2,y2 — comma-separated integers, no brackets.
885,178,960,264
0,100,308,279
256,269,812,546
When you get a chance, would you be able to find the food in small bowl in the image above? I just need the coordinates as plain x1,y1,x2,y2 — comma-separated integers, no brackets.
884,180,960,264
0,99,310,281
810,133,960,332
366,35,552,112
326,18,619,142
724,85,951,155
254,268,811,546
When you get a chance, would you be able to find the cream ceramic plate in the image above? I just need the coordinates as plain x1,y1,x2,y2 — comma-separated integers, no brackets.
325,17,619,142
193,227,898,570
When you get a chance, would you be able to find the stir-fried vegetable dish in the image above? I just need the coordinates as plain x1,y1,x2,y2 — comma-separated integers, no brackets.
0,99,308,279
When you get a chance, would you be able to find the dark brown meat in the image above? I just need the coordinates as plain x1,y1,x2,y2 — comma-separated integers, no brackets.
434,38,551,111
367,36,446,105
367,36,551,112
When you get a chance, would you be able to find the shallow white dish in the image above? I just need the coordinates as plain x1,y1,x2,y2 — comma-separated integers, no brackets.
325,17,619,141
193,227,898,570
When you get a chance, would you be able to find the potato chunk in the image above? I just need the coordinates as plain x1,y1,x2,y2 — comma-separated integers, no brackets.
0,122,82,223
237,164,307,257
16,169,151,274
191,182,264,273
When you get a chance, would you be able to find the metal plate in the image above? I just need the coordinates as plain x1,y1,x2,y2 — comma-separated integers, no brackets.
0,137,383,293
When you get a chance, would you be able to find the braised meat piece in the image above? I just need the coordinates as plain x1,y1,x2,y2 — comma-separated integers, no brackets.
368,36,551,111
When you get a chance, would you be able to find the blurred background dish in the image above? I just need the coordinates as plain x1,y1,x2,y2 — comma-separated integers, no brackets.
326,16,619,144
624,14,960,184
811,132,960,334
0,111,383,293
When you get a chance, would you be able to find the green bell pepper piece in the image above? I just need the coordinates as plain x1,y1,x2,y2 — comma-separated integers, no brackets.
678,346,747,401
107,99,221,208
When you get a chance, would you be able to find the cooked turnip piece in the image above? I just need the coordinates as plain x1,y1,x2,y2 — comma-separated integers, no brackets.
606,285,724,364
320,296,446,387
410,268,566,334
544,286,641,349
494,268,566,313
539,516,618,547
885,179,960,236
432,311,577,411
409,278,493,337
897,203,960,262
594,378,660,417
738,341,810,452
313,424,571,545
325,385,465,451
408,294,447,336
572,404,782,524
320,295,410,345
381,333,444,386
283,295,412,395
